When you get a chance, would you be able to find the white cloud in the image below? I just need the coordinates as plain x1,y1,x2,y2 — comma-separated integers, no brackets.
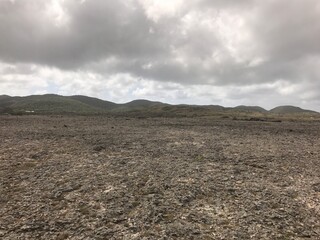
45,0,70,27
138,0,184,21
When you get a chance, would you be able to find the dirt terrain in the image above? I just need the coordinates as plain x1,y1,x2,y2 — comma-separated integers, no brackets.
0,115,319,239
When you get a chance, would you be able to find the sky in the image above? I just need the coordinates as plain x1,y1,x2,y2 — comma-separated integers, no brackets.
0,0,320,111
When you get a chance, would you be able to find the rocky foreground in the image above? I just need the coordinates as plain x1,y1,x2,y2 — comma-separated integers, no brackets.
0,115,319,239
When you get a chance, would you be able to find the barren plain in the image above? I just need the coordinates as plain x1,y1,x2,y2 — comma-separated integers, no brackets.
0,115,319,239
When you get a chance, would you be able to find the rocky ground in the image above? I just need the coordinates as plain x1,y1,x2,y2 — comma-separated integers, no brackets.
0,115,319,239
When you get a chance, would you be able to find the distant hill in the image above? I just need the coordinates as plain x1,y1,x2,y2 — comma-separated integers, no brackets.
123,99,166,108
270,105,318,114
0,95,168,114
233,105,267,113
0,95,10,100
115,99,168,112
0,94,319,117
0,94,102,114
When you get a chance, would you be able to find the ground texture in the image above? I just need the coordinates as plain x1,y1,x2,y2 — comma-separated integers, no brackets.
0,116,319,239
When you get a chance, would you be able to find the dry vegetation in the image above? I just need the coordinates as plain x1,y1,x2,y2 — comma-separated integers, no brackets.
0,115,320,239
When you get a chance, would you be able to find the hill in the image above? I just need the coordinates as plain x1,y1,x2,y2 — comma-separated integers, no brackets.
125,99,165,107
0,95,10,100
115,99,168,112
0,94,104,114
233,105,267,113
270,105,318,114
0,94,319,118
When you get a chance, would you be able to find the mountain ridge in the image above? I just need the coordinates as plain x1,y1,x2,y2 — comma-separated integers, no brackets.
0,94,318,115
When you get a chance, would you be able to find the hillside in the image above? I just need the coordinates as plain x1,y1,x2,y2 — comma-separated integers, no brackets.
68,95,118,111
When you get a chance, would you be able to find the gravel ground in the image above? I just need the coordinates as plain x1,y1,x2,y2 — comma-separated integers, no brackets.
0,115,319,239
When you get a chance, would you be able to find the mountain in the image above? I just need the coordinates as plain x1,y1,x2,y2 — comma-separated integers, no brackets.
269,105,318,114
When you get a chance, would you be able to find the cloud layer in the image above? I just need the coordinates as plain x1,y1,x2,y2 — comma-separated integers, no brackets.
1,0,320,110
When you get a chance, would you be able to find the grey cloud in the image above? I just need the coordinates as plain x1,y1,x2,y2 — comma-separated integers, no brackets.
0,0,320,110
251,0,320,61
197,0,257,9
0,0,248,83
0,0,166,68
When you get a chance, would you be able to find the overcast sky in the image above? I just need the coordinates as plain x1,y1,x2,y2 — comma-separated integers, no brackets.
1,0,320,110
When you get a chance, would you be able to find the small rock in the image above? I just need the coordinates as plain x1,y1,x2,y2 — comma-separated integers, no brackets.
0,230,7,237
93,145,105,152
312,183,320,192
